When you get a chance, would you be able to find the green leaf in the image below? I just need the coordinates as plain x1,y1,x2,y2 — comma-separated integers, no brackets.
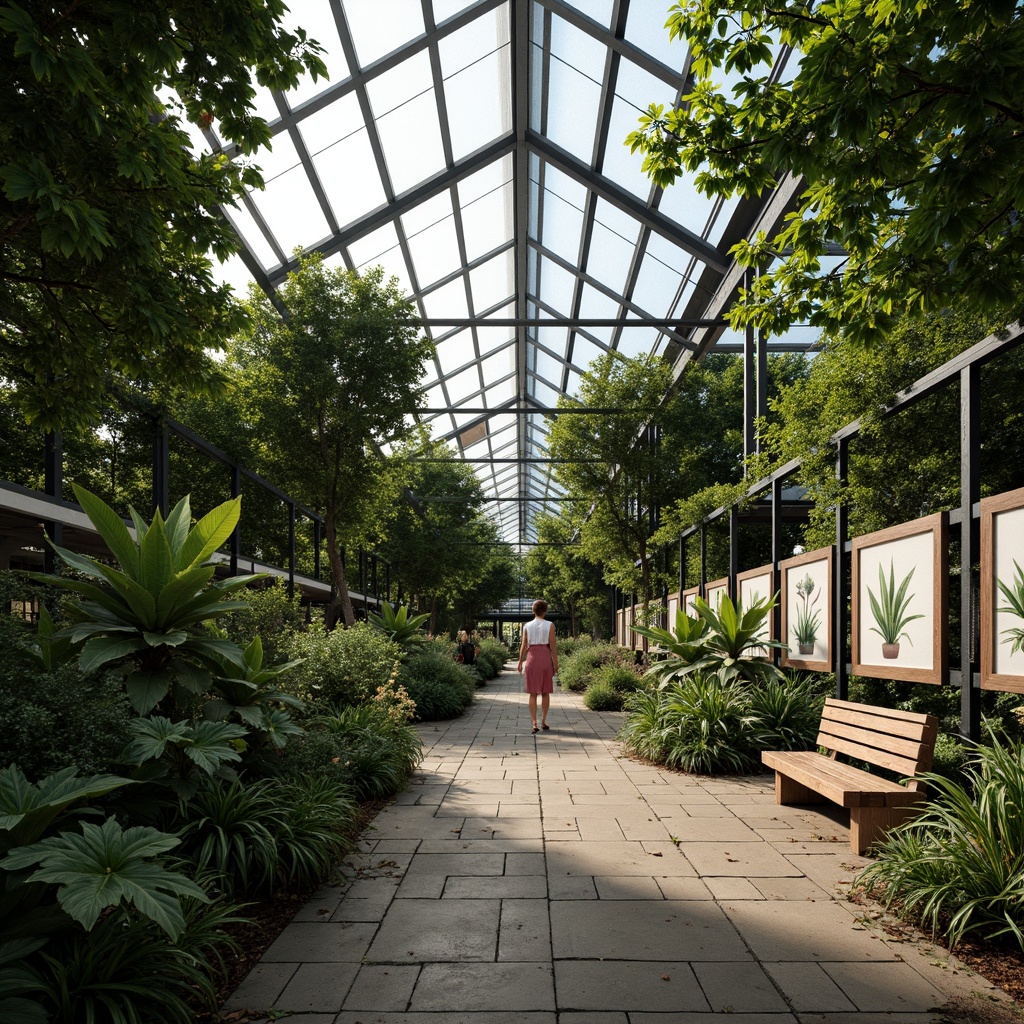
71,484,140,577
174,496,242,571
79,636,147,672
162,494,192,561
125,669,175,714
154,565,216,628
138,510,174,597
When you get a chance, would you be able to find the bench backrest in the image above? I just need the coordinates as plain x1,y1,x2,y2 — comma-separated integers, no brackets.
817,698,939,786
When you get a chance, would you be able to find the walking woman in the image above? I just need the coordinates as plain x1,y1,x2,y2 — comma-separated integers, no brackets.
517,599,559,734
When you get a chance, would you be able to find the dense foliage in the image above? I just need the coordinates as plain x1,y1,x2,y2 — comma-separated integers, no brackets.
627,1,1024,343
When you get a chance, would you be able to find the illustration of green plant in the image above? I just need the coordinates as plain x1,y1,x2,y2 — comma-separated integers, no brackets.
793,574,821,654
867,559,924,659
996,559,1024,654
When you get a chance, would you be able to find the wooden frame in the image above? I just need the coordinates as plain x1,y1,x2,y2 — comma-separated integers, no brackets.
704,576,730,610
851,513,948,684
981,486,1024,693
682,585,700,616
736,563,775,652
665,590,680,625
780,547,832,671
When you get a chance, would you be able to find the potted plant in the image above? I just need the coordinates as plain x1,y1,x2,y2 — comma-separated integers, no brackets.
867,559,923,659
996,559,1024,654
792,574,821,655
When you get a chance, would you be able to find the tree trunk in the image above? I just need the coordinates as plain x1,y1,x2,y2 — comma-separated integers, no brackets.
324,516,355,628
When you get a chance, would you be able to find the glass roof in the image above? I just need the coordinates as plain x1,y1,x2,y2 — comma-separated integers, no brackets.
207,0,811,548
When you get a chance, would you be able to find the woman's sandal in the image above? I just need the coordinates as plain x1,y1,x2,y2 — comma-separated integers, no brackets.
531,725,539,734
542,723,549,730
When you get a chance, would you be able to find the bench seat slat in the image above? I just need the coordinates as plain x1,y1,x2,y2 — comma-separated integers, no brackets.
761,751,921,807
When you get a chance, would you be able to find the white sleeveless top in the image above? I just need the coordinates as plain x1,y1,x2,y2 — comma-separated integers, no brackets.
524,618,552,646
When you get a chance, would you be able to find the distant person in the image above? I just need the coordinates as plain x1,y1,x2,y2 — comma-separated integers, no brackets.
457,629,475,666
517,599,558,734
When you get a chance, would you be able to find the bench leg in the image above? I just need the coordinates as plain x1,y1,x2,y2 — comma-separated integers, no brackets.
848,805,919,855
775,772,827,806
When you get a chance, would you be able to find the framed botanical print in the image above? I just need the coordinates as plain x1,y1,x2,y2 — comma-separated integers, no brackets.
851,513,948,684
981,486,1024,692
704,576,730,611
779,547,832,671
736,563,775,653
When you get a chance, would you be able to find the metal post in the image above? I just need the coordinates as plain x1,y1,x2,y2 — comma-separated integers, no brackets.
230,464,241,576
771,475,784,650
756,328,768,455
729,505,739,590
960,364,981,741
678,536,685,592
287,502,296,600
372,554,378,602
43,431,63,574
835,438,849,699
743,318,756,465
699,526,707,590
152,419,169,517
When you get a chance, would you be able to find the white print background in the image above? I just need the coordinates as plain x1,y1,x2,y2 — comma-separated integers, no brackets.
785,557,829,662
738,570,773,646
993,506,1024,676
857,531,935,671
705,583,728,610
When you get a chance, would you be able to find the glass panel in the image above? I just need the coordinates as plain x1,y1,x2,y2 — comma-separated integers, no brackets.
433,0,484,24
469,252,514,313
482,376,515,405
436,330,475,376
366,49,432,117
616,324,659,360
631,248,684,319
557,0,613,28
705,194,741,248
422,276,469,321
656,165,718,236
624,0,688,71
281,0,350,106
577,284,620,343
537,256,576,313
568,333,608,372
584,219,638,297
405,211,461,287
376,90,446,195
250,165,330,253
401,189,452,237
438,4,509,76
549,10,607,69
480,346,516,382
534,325,568,359
446,365,482,403
540,186,584,264
444,46,512,161
252,130,302,184
532,347,565,384
542,50,601,161
460,182,514,261
343,0,425,68
210,252,256,296
529,376,560,407
222,204,278,269
476,324,515,356
347,222,414,294
458,153,513,205
600,95,657,198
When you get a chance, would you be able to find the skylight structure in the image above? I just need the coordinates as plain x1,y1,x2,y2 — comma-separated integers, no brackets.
202,0,812,547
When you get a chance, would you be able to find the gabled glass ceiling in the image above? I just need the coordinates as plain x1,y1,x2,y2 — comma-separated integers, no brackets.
204,0,812,548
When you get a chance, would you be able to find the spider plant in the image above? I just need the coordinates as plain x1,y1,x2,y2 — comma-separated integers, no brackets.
997,559,1024,654
867,559,923,651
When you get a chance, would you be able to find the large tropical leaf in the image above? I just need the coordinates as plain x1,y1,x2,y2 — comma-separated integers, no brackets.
79,636,148,673
4,818,206,938
174,497,242,571
154,566,217,628
125,669,175,715
162,494,192,563
71,484,141,577
138,511,174,597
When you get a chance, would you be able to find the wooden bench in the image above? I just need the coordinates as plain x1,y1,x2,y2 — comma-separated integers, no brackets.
761,698,938,855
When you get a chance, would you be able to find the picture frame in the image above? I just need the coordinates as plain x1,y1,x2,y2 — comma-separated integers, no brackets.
682,585,700,617
851,513,948,684
704,576,730,611
780,547,832,671
981,486,1024,693
665,590,680,625
736,563,775,653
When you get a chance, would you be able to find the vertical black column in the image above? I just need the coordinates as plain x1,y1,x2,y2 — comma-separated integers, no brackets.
152,419,169,517
230,465,241,576
756,329,768,455
835,438,849,699
729,506,739,591
771,475,784,651
678,536,685,592
287,501,296,600
699,526,707,592
743,318,756,465
960,364,981,741
43,431,63,574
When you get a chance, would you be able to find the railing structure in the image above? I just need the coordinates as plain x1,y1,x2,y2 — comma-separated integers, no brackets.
1,406,393,612
613,321,1024,742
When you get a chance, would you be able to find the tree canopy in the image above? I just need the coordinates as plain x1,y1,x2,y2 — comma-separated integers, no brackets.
225,253,433,627
1,0,325,429
627,1,1024,344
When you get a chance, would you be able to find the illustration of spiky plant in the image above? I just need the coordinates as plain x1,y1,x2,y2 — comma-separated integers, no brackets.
997,559,1024,654
793,574,821,654
867,559,924,659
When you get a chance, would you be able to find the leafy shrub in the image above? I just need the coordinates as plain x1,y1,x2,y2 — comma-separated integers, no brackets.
619,689,670,763
31,898,242,1024
748,674,823,751
930,733,970,784
286,623,400,709
475,638,508,679
594,664,641,694
560,642,636,692
399,648,474,721
0,659,134,779
222,580,305,663
175,776,356,897
557,635,596,660
859,731,1024,949
583,682,624,712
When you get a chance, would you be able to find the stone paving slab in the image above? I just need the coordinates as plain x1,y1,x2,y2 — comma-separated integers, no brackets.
224,668,1016,1023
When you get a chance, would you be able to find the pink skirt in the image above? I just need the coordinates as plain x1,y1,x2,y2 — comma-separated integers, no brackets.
524,643,554,694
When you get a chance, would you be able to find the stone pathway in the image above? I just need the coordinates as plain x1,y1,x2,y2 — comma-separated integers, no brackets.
224,667,1015,1023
